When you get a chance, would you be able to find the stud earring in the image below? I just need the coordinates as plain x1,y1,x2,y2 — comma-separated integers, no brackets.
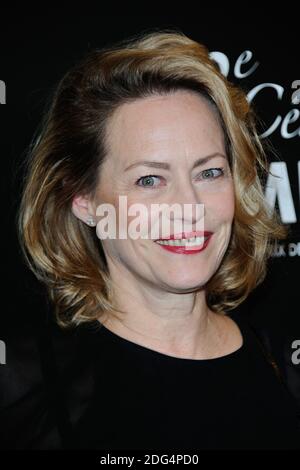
87,216,95,226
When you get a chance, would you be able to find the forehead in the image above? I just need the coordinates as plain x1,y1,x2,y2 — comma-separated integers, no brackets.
105,90,225,164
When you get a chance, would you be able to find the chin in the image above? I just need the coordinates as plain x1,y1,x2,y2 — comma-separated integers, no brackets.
164,273,210,292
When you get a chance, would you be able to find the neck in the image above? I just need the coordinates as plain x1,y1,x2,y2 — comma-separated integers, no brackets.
99,277,227,359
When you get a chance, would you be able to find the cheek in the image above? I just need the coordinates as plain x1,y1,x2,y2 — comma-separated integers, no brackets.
112,195,154,241
125,197,150,239
203,185,235,223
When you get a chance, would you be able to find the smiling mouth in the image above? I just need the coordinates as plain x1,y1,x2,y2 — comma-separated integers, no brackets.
154,231,213,247
155,236,207,247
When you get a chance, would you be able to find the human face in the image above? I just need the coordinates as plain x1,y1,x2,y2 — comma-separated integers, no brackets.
93,90,235,293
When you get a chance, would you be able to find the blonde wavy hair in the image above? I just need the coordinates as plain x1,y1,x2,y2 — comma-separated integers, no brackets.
17,28,287,328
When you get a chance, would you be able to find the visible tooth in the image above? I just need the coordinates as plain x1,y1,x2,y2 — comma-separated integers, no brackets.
156,236,207,246
170,239,181,246
185,237,204,245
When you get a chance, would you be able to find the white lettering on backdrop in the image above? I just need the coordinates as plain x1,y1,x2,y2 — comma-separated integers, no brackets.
210,50,299,226
210,50,300,139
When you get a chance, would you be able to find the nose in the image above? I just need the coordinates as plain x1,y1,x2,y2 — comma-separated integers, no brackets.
164,177,205,230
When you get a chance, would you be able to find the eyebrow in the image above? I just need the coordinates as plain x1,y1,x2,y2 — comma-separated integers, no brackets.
124,152,227,172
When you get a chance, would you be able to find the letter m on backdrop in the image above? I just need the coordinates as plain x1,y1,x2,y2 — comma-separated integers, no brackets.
0,80,6,104
0,339,6,364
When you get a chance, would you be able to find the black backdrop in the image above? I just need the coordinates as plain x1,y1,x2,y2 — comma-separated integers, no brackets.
0,12,299,372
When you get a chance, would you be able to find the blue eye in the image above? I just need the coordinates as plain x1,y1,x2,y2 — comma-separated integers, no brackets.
200,168,224,179
136,175,161,188
135,168,224,188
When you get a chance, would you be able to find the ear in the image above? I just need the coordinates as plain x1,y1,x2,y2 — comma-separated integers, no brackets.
71,194,96,226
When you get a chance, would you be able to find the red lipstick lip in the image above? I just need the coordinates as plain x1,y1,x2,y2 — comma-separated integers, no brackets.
155,233,212,254
155,231,213,241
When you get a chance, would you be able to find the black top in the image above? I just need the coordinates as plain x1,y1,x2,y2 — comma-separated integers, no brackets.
0,309,299,450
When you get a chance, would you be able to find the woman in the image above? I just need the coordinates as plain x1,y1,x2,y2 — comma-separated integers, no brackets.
2,29,300,450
